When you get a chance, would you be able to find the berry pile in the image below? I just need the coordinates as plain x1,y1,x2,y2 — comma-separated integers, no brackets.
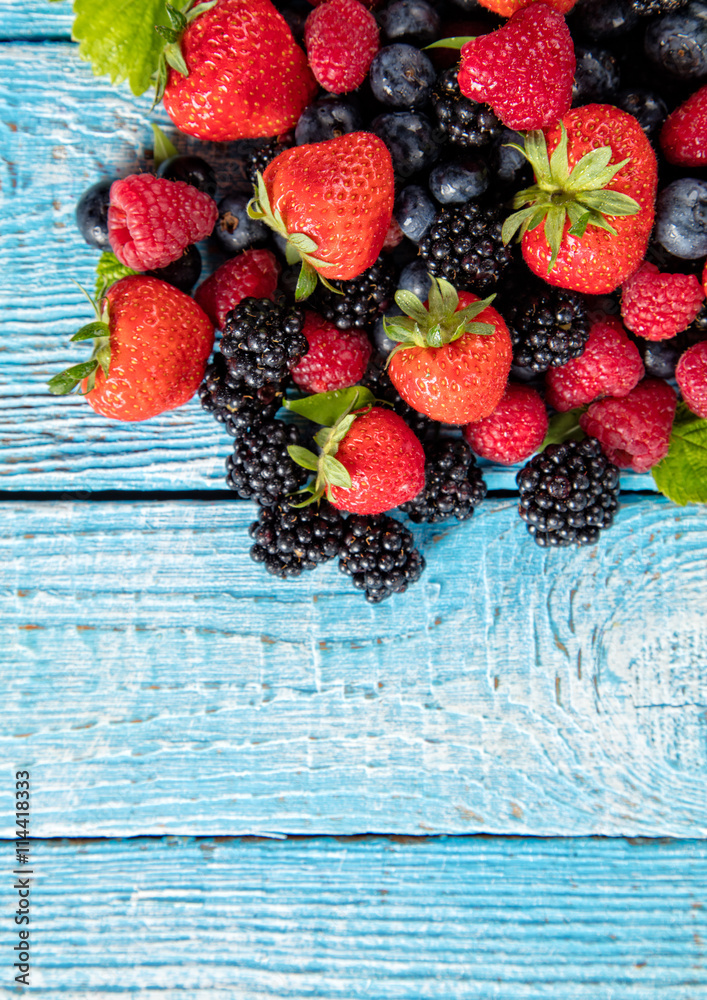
59,0,707,600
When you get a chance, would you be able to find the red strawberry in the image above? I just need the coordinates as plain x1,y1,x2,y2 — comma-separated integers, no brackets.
457,3,575,131
194,249,281,329
290,311,372,393
250,132,395,294
385,277,512,425
475,0,576,13
620,262,705,341
659,84,707,167
305,0,379,94
109,173,218,272
503,105,657,294
49,276,214,422
161,0,318,141
463,383,548,465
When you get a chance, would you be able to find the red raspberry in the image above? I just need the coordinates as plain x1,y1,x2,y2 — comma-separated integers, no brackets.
620,262,705,342
290,311,372,393
305,0,379,94
659,84,707,167
194,250,280,329
579,378,677,473
108,173,218,272
463,383,548,465
676,341,707,419
545,315,644,412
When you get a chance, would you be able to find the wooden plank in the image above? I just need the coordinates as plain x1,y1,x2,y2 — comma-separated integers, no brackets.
2,495,705,838
0,3,73,37
11,836,707,998
0,42,656,494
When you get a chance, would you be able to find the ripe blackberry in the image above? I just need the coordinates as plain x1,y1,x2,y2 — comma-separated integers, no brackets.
431,67,502,149
499,273,591,373
361,351,435,440
241,136,293,187
199,354,282,436
516,438,620,547
220,297,307,389
630,0,688,12
226,418,309,506
400,438,487,523
419,202,515,294
249,500,345,578
339,514,426,603
315,255,397,330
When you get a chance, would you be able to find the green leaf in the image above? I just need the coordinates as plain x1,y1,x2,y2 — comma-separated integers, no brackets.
322,455,352,489
151,123,178,167
95,251,137,298
285,242,302,266
295,260,318,302
548,123,570,187
522,130,552,189
394,290,430,327
652,403,707,505
423,35,475,50
284,386,376,427
575,189,640,218
328,414,356,445
47,360,99,396
502,205,541,245
563,146,612,191
540,408,587,450
164,43,189,76
71,321,110,342
72,0,175,97
544,205,567,270
287,445,320,472
288,232,319,256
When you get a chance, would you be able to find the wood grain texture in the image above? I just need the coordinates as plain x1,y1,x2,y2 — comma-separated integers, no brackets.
4,836,705,998
2,496,705,838
0,3,73,38
0,42,656,494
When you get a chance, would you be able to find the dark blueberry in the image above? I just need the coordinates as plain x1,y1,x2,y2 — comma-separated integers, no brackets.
148,245,202,293
369,44,436,108
295,97,363,145
569,0,640,38
654,178,707,258
214,191,269,254
394,184,437,242
490,130,532,191
640,339,681,379
615,88,668,138
75,178,112,249
371,111,441,179
372,306,402,355
571,47,621,105
644,1,707,79
397,259,433,300
378,0,440,46
156,154,217,198
428,159,488,203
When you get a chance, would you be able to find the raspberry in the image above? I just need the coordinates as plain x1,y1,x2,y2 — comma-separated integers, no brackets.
463,384,548,465
289,311,372,393
659,83,707,167
108,173,218,271
676,340,707,418
544,315,645,412
621,262,705,342
304,0,380,94
579,378,677,473
195,250,280,330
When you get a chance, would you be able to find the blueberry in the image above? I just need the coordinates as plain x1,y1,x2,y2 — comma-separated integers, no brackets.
394,185,436,242
148,245,202,293
615,88,668,138
214,191,269,254
654,178,707,258
569,0,639,38
369,44,436,108
75,178,112,249
644,0,707,79
372,306,403,355
571,47,621,104
490,129,532,190
377,0,440,47
295,98,363,145
398,259,433,300
157,154,217,198
371,111,441,179
428,159,488,203
640,339,681,380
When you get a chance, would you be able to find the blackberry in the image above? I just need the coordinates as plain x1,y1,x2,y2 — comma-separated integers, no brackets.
315,255,397,330
249,500,345,578
241,136,292,187
630,0,688,12
339,514,426,603
499,274,590,373
419,202,515,294
361,351,435,440
400,438,487,523
516,438,620,547
226,418,309,506
220,297,307,389
199,354,282,436
431,67,502,149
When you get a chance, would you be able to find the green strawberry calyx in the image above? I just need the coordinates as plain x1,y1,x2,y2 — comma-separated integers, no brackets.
247,173,340,303
383,276,495,364
501,125,641,271
284,386,377,505
152,0,219,105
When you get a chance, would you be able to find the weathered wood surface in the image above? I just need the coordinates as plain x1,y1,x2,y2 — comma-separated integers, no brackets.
0,42,656,494
5,836,706,998
0,2,73,37
2,496,705,839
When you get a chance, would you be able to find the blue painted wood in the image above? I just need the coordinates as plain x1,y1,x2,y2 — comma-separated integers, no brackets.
13,836,707,997
0,2,73,37
2,495,705,838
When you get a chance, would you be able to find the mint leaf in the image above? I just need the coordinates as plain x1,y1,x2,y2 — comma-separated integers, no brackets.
284,387,376,427
540,407,587,450
72,0,173,97
95,252,137,299
652,403,707,505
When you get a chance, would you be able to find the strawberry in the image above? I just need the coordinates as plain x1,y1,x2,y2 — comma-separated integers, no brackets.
457,3,575,131
475,0,576,13
502,105,657,294
304,0,380,94
659,83,707,167
48,276,214,422
248,132,395,297
384,277,512,425
160,0,318,142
